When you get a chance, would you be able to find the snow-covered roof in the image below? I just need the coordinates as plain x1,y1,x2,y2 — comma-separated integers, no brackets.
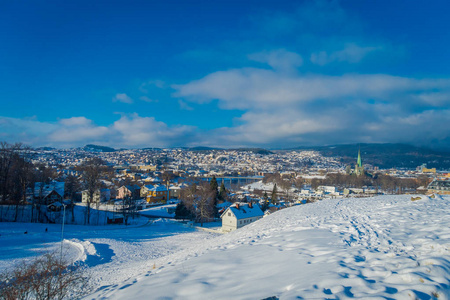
124,184,140,191
222,203,264,220
151,185,168,192
143,184,155,190
34,181,65,198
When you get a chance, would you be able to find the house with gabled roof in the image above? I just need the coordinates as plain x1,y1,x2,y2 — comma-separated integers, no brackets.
140,184,155,198
146,184,169,204
117,185,141,200
34,181,65,205
220,202,264,232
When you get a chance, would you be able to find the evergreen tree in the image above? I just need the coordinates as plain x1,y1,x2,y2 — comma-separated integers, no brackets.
219,182,227,201
261,191,269,211
175,201,193,220
210,176,219,197
271,183,278,204
210,176,219,210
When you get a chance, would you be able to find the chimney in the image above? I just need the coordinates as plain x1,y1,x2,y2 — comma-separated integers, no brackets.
235,203,240,209
248,202,253,208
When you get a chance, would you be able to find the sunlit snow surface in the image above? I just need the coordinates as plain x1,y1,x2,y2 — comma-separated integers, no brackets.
1,195,449,299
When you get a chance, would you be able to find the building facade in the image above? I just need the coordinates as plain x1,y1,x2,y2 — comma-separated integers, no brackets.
221,202,264,232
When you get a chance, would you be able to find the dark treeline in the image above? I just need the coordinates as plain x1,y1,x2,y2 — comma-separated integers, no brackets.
0,142,67,222
0,142,114,224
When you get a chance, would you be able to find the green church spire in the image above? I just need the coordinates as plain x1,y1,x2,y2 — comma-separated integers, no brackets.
357,147,362,168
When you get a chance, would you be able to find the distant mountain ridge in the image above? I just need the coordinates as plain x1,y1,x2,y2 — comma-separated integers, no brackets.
83,144,116,152
291,143,450,169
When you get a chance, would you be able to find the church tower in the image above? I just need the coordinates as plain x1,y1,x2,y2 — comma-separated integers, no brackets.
357,148,362,168
355,147,364,176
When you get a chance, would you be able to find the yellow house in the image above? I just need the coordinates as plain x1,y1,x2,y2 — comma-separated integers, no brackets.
146,185,169,204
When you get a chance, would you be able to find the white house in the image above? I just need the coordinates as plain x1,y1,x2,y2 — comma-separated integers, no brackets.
82,188,111,203
220,202,264,232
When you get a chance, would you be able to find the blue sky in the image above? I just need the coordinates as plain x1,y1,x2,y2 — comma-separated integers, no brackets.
1,0,450,149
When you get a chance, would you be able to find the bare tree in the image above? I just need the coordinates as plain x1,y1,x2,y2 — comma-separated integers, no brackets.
32,163,58,223
0,143,36,222
81,158,104,225
278,178,292,204
181,182,215,226
0,142,18,204
64,175,81,223
121,195,137,226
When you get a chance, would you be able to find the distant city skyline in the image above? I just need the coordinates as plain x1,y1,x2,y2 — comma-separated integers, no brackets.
1,0,450,149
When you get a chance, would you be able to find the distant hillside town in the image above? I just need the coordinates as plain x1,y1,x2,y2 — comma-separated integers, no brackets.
1,141,449,230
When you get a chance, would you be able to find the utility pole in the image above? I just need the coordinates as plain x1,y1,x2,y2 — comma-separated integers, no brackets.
60,204,66,263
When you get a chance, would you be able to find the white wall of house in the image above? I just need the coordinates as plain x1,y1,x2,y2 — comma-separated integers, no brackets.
222,211,238,232
82,190,101,203
221,203,264,232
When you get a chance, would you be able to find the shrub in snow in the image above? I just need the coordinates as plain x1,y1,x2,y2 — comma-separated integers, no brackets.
0,253,91,300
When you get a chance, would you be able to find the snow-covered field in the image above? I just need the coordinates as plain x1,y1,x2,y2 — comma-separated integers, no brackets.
139,204,177,218
1,195,449,299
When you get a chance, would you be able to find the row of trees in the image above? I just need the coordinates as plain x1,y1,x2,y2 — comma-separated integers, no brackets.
0,142,60,222
308,173,430,194
0,142,116,225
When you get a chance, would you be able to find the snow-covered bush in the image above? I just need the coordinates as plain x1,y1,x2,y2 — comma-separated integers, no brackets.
0,253,91,300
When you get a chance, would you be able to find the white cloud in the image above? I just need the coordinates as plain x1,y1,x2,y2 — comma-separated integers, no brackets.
139,96,158,103
111,114,196,147
248,49,303,72
113,93,133,104
0,114,196,148
173,66,450,148
174,68,450,110
311,43,383,65
47,117,109,144
59,116,92,127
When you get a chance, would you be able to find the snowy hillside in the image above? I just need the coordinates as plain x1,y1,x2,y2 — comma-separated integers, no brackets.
97,195,450,300
1,195,449,299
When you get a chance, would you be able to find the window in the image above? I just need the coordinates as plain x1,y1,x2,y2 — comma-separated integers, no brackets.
228,212,231,216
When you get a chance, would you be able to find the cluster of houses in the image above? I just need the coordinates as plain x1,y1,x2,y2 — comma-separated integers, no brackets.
31,180,187,212
81,183,185,204
29,167,450,231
